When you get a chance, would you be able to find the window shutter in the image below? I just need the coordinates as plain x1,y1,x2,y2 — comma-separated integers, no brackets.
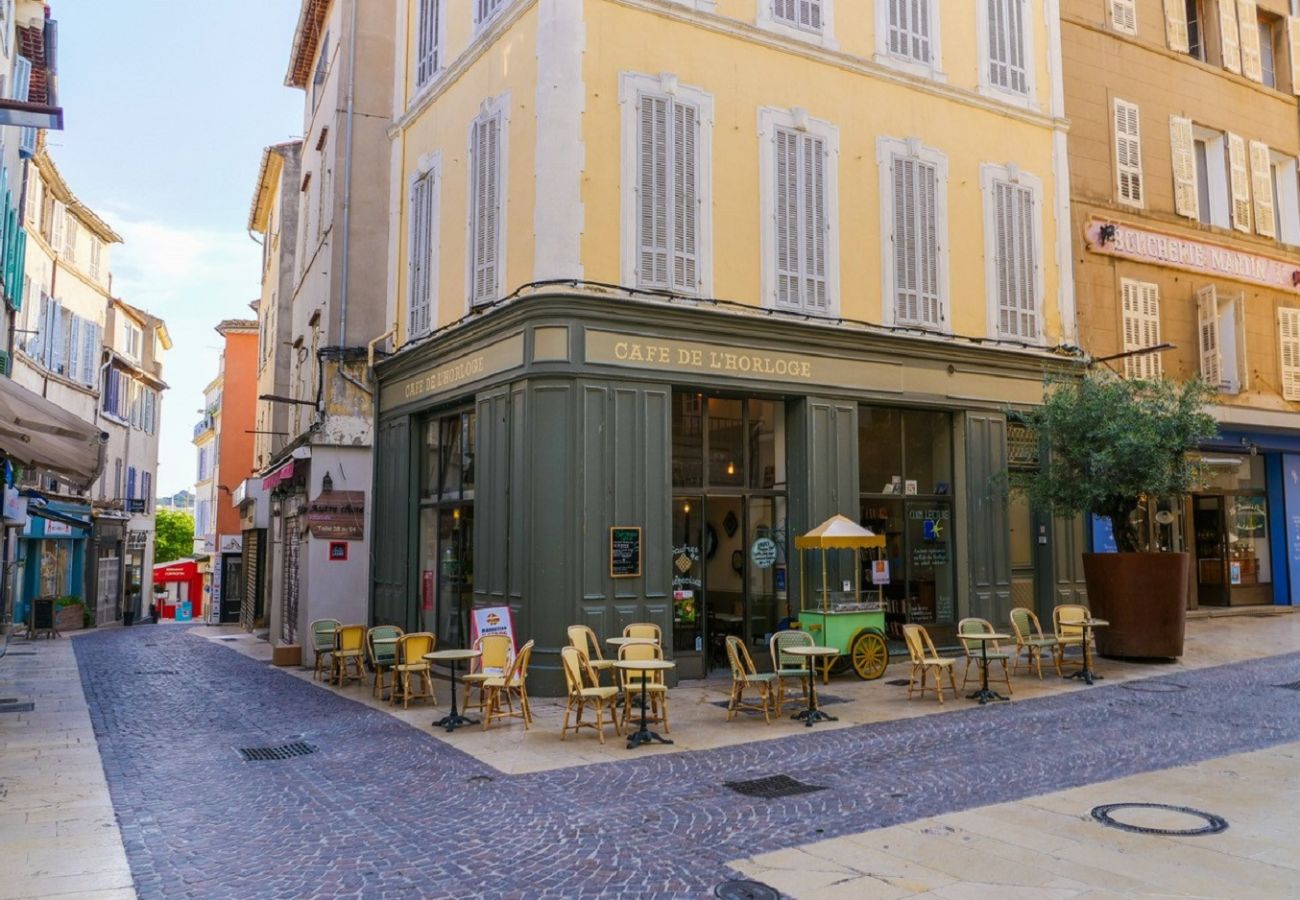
51,201,64,254
416,0,440,87
143,472,152,513
1163,0,1189,52
1290,17,1300,96
81,318,98,385
1110,0,1137,34
408,174,433,338
671,101,699,292
1121,279,1162,379
988,0,1029,93
1238,0,1263,81
470,113,501,305
889,0,932,62
1227,132,1252,233
12,55,32,155
1249,140,1276,238
48,302,65,373
774,129,798,307
66,313,81,380
1279,307,1300,400
637,95,669,290
127,466,136,501
1233,293,1250,392
1113,99,1144,206
893,153,941,327
803,133,828,310
1169,116,1199,219
993,179,1038,340
1220,0,1242,73
1197,285,1222,389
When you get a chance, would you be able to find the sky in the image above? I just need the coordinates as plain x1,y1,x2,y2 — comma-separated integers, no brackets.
49,1,304,495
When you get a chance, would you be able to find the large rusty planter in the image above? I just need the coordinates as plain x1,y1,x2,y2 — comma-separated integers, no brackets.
1082,552,1188,658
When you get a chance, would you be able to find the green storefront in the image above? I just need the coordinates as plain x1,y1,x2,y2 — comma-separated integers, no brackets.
371,293,1087,695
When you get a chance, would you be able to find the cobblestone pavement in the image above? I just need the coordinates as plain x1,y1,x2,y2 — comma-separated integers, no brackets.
74,626,1300,899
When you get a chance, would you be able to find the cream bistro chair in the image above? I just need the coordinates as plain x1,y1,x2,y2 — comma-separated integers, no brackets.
560,646,622,744
1053,604,1091,672
482,640,535,731
725,636,776,724
462,634,514,712
618,641,669,732
567,625,616,685
957,617,1013,696
1008,607,1061,679
769,629,813,712
623,622,662,643
310,619,341,681
366,625,405,698
902,624,958,704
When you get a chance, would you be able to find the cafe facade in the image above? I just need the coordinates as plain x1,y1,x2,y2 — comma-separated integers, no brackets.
371,293,1088,694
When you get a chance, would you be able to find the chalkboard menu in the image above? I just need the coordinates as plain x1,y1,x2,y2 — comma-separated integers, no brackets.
31,597,56,637
610,527,642,578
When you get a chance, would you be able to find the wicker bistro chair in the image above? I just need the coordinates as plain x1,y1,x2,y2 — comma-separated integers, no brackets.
957,617,1013,695
310,619,342,681
617,641,670,732
623,622,662,643
725,636,776,724
393,632,438,709
366,625,405,698
1053,604,1092,671
332,625,368,687
567,625,616,685
1009,608,1061,679
482,640,535,731
769,629,813,712
461,634,514,712
560,646,622,744
902,624,959,704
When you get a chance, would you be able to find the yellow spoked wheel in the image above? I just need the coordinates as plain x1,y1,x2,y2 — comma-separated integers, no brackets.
851,631,889,680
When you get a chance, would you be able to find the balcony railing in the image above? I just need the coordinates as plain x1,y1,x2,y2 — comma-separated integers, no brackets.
193,416,214,439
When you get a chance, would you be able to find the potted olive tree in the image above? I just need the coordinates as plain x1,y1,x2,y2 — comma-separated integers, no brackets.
1012,373,1217,658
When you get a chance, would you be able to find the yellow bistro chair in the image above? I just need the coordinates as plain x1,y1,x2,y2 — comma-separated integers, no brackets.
309,618,341,681
560,646,622,744
393,632,437,709
902,624,958,704
567,624,616,685
623,622,662,643
332,624,368,687
483,640,535,731
462,634,514,712
1008,607,1061,678
366,624,405,698
618,641,669,732
957,617,1013,696
725,636,776,724
1053,604,1091,671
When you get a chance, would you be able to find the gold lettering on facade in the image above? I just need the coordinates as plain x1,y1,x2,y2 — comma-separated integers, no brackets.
381,333,525,408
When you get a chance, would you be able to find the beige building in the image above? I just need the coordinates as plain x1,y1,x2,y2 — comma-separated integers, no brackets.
1064,0,1300,607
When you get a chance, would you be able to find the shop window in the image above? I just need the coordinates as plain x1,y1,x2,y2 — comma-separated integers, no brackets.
672,392,785,490
1196,285,1247,394
672,393,704,488
422,410,476,501
39,540,72,597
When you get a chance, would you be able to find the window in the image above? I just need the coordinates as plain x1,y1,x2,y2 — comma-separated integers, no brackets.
12,55,32,156
311,32,329,113
63,217,77,262
1259,14,1281,87
1228,132,1252,233
124,322,142,359
767,0,827,37
1113,99,1144,207
475,0,507,29
1110,0,1137,35
983,0,1030,96
1197,285,1247,394
1279,307,1300,401
760,108,839,315
89,237,102,281
142,472,152,514
879,0,940,70
408,163,439,338
1120,279,1162,379
24,296,100,386
1192,126,1230,228
981,164,1042,341
1185,0,1205,58
468,99,506,306
1271,150,1300,245
620,73,713,296
143,389,157,435
416,0,441,88
1249,140,1276,238
879,137,947,329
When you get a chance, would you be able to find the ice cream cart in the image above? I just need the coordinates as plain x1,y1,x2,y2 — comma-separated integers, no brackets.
795,515,890,682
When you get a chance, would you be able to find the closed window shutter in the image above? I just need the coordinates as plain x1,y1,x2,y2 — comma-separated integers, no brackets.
636,93,700,294
470,113,501,305
889,0,932,62
775,128,828,312
774,0,822,30
51,201,64,254
1238,0,1263,81
637,95,669,289
798,0,822,29
1220,0,1242,73
80,318,98,385
127,467,136,501
988,0,1029,94
672,101,698,293
408,173,433,337
1249,140,1276,238
774,129,799,307
802,133,828,310
1169,116,1199,219
48,302,64,373
66,313,80,380
12,55,32,155
1197,285,1222,389
416,0,440,87
143,472,151,513
1164,0,1189,52
1113,99,1143,206
1279,307,1300,400
1233,294,1249,392
1290,17,1300,96
993,179,1037,339
1227,132,1252,233
1121,279,1162,379
1110,0,1137,34
893,154,941,327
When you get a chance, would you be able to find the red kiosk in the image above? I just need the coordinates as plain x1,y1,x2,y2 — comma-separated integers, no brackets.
152,560,203,620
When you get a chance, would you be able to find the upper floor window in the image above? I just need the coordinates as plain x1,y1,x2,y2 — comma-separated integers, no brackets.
24,296,101,387
416,0,441,89
1257,11,1285,89
88,237,102,282
469,97,507,306
620,73,713,296
124,321,142,359
475,0,508,30
878,137,947,330
1197,284,1247,394
981,164,1042,342
982,0,1031,97
772,0,823,33
1113,98,1144,207
1110,0,1136,35
1120,278,1162,379
311,32,330,113
408,162,439,337
880,0,940,70
63,218,78,263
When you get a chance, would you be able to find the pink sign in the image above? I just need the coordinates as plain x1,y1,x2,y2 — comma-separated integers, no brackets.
1085,219,1300,293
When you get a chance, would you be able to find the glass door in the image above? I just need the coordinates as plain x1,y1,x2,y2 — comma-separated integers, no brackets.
671,496,704,679
1193,495,1228,606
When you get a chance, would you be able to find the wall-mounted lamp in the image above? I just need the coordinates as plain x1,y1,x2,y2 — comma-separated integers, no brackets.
1098,223,1118,246
1291,269,1300,287
321,470,333,493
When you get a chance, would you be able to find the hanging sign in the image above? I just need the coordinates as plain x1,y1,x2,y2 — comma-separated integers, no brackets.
610,527,642,578
750,537,778,569
307,490,365,540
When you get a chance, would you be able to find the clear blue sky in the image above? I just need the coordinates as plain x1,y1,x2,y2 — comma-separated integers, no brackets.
51,1,304,494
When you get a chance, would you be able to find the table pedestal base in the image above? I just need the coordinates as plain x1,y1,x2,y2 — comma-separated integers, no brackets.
793,707,838,726
435,712,478,732
966,687,1008,704
627,728,673,749
1064,669,1102,685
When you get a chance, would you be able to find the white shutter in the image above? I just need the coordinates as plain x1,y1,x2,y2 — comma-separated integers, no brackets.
774,129,799,307
1228,132,1252,233
775,128,827,312
1238,0,1263,82
775,0,822,30
51,201,65,253
81,319,98,385
1249,140,1276,238
988,0,1029,93
1170,116,1199,219
1121,279,1162,379
636,93,700,294
1114,99,1144,206
637,95,669,289
470,113,501,305
12,55,32,155
1197,285,1222,388
1279,307,1300,400
1164,0,1189,52
893,153,941,327
66,313,81,380
48,302,65,373
416,0,440,87
1233,294,1250,392
1220,0,1242,73
408,173,433,337
889,0,933,62
1111,0,1137,34
993,179,1037,340
671,100,698,292
1290,17,1300,96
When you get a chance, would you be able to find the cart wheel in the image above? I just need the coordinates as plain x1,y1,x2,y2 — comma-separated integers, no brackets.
851,631,889,680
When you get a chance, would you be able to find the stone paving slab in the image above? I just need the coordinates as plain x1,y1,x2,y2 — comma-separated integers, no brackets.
69,624,1300,898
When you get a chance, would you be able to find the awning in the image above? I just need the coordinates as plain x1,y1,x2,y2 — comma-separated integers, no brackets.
0,375,104,490
261,459,295,490
28,503,92,533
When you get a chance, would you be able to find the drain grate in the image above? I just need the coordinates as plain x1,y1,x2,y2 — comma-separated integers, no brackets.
724,774,825,799
715,880,780,900
4,651,35,656
0,698,18,704
1091,803,1227,836
1120,681,1187,693
1275,681,1300,691
0,702,34,714
236,741,317,762
134,670,180,676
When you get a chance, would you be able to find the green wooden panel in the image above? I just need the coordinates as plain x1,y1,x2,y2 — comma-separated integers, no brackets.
965,412,1011,622
370,415,412,629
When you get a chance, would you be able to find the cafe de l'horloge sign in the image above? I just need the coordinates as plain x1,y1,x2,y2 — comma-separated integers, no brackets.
1085,218,1300,293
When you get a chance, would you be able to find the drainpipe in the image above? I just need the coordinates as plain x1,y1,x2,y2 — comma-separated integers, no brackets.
337,0,359,347
367,324,396,370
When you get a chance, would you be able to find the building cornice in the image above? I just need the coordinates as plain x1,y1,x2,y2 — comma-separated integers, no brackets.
285,0,332,89
32,150,124,244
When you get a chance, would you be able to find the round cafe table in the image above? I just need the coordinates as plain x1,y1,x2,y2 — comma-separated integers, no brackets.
1064,618,1110,686
612,658,675,749
424,648,482,732
783,646,839,726
962,632,1011,704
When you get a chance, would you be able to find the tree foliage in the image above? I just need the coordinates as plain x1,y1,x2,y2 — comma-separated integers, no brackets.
1012,374,1218,553
154,508,195,565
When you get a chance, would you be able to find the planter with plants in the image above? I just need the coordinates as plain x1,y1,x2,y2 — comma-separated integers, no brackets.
1012,373,1217,658
54,597,89,632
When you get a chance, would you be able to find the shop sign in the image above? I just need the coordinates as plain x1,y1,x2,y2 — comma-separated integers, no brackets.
127,531,148,550
218,534,243,554
610,526,642,578
750,537,778,569
1085,219,1300,293
45,520,72,536
380,333,525,408
306,490,365,540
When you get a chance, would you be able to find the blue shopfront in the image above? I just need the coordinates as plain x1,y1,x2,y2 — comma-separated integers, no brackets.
15,500,92,626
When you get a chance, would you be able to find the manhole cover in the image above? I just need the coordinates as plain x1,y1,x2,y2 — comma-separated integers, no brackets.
715,880,779,900
1275,681,1300,691
1120,681,1187,693
724,774,825,799
236,741,318,762
1091,803,1227,836
885,678,911,686
0,702,34,714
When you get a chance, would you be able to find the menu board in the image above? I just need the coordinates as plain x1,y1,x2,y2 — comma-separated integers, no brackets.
610,527,642,578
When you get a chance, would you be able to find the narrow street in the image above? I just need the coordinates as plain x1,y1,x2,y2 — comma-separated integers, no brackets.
4,618,1298,898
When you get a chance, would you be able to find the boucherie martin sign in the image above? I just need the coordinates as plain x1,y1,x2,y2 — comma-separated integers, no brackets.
307,490,365,540
1085,219,1300,292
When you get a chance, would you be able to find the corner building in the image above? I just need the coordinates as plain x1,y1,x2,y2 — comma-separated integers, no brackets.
1063,0,1300,608
373,0,1088,692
